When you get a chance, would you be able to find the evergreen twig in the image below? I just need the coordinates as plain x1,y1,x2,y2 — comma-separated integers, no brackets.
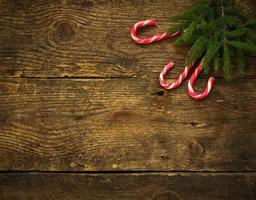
168,0,256,79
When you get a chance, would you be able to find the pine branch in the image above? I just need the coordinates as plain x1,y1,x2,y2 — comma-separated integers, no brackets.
202,40,222,70
168,21,190,33
186,35,208,65
169,0,256,79
176,21,197,44
226,28,250,38
227,41,256,54
235,49,246,77
223,44,231,78
213,52,221,74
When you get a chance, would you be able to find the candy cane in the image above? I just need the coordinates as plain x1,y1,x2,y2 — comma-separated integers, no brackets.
159,62,193,90
130,19,216,100
187,63,215,100
130,19,181,44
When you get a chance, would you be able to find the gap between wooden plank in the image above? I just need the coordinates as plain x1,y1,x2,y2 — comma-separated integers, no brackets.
1,171,256,174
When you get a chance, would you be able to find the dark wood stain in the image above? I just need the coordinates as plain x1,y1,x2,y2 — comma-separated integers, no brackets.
0,0,256,199
0,0,255,78
0,78,255,171
1,173,256,200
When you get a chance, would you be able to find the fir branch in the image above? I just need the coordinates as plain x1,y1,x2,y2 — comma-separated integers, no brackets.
226,28,250,38
213,52,221,74
227,41,256,54
169,0,256,79
223,44,231,78
176,21,197,44
202,41,222,70
243,18,256,27
186,35,208,65
235,49,246,77
168,21,190,33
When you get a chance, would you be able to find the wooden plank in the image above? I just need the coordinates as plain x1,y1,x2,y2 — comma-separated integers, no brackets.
0,173,256,199
0,78,255,171
0,0,255,78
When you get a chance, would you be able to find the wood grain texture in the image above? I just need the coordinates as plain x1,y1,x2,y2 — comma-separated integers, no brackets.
1,173,256,200
0,0,256,198
0,0,255,78
0,78,255,171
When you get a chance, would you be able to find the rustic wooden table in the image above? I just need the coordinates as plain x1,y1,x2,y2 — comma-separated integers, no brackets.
0,0,256,199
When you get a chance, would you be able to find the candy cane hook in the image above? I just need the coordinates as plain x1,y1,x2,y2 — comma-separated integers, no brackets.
159,62,193,90
187,63,215,100
131,19,181,44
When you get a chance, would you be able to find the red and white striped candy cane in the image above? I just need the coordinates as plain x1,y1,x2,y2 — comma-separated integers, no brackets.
130,19,216,100
130,19,181,44
159,62,193,90
187,63,215,100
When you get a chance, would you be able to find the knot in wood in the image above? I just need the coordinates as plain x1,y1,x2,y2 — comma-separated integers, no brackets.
55,21,76,42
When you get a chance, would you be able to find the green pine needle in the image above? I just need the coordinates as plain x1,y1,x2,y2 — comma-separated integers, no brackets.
227,41,256,54
213,53,221,74
186,35,208,65
235,49,246,77
223,44,232,79
203,41,222,69
168,0,256,79
243,18,256,27
177,21,197,44
168,21,190,33
226,28,249,38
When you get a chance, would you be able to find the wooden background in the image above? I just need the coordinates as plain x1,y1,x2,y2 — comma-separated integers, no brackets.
0,0,256,199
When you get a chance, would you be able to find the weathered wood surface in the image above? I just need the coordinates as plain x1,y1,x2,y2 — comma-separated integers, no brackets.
0,0,256,198
0,0,255,78
0,78,255,171
1,173,256,200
